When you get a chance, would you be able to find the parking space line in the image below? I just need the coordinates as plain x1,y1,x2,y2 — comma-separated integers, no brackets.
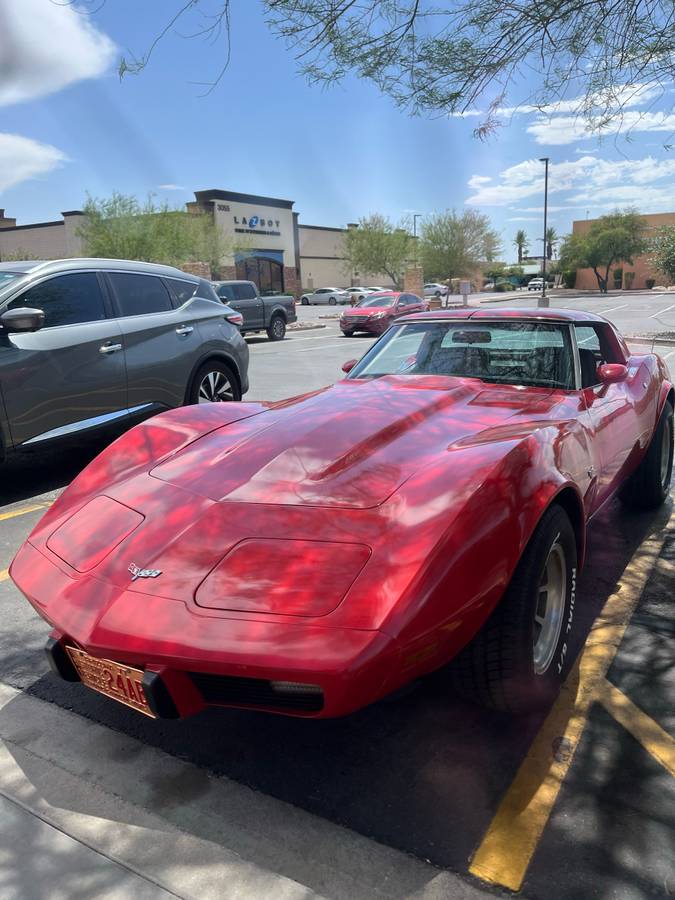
469,510,673,892
649,303,675,319
596,679,675,778
0,569,8,583
599,304,628,314
0,503,49,522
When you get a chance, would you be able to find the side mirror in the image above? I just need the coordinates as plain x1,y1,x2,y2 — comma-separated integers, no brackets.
342,359,358,374
597,363,628,384
0,307,45,333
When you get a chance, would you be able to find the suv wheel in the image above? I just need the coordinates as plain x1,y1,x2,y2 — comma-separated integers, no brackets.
267,315,286,341
188,360,241,404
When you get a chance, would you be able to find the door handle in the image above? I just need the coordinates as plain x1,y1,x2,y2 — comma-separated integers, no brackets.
175,325,194,335
99,342,122,354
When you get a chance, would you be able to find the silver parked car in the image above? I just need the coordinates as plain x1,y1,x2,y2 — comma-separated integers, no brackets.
300,286,351,305
0,258,249,460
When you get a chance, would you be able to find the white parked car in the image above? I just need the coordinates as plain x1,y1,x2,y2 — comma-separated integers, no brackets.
300,287,351,305
527,278,545,291
423,283,448,298
345,286,377,303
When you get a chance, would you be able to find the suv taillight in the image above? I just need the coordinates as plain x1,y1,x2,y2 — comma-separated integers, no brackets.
224,311,244,326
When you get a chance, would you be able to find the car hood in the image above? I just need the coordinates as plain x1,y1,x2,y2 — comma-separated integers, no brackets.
148,375,564,509
345,306,394,316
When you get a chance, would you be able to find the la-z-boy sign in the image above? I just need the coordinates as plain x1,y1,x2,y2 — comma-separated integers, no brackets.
217,204,282,237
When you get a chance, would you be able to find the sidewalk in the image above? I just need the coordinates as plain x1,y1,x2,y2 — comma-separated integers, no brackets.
0,682,494,900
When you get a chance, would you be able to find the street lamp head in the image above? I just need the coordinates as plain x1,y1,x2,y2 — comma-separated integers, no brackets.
539,156,550,163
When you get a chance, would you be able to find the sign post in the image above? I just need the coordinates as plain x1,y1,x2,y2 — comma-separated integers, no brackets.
459,280,471,307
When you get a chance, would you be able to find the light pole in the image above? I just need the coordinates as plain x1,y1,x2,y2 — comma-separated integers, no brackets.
413,213,422,265
539,157,550,308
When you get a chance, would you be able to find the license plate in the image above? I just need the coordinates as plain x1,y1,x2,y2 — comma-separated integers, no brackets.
66,646,157,718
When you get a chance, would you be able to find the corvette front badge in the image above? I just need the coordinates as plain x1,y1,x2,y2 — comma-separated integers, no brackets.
128,563,162,581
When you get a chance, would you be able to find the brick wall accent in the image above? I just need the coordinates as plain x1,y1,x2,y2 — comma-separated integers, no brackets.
214,265,236,281
284,266,300,298
180,261,212,279
404,266,424,296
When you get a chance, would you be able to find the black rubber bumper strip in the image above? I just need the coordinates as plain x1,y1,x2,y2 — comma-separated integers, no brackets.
141,670,179,719
44,636,81,682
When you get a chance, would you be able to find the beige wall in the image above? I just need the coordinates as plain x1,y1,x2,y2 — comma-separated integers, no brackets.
572,211,675,289
0,223,66,260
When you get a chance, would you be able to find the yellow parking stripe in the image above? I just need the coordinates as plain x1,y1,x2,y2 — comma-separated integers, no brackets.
0,503,49,522
469,510,673,892
0,569,8,582
597,679,675,778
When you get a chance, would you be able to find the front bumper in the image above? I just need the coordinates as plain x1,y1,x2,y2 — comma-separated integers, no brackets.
13,540,399,719
340,318,388,334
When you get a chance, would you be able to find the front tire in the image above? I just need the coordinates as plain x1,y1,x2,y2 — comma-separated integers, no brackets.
620,400,673,509
266,315,286,341
329,297,337,306
451,505,578,713
301,296,309,305
187,360,241,405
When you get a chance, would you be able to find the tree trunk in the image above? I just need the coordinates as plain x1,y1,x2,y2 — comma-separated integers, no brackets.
592,267,607,293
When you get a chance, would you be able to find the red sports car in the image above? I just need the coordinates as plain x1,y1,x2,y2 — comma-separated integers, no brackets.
340,291,428,336
11,309,673,721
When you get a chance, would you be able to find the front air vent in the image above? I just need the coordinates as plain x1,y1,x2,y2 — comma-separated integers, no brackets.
189,672,324,712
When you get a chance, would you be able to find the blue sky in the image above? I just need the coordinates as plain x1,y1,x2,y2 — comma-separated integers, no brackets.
2,0,675,262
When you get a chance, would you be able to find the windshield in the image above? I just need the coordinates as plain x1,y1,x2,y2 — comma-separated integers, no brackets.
356,295,395,308
0,273,23,297
349,320,575,389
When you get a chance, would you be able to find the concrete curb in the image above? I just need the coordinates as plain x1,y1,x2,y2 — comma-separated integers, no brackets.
287,322,327,332
625,335,675,346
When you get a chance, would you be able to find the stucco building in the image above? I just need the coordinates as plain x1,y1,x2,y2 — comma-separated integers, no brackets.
0,189,395,296
572,211,675,290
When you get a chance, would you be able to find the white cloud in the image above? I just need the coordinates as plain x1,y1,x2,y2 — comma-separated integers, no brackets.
452,83,665,124
158,184,185,191
466,155,675,210
467,175,492,189
0,0,116,106
528,110,675,146
0,133,67,192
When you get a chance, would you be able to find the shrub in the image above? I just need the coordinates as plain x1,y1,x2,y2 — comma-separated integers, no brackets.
495,281,515,292
646,278,655,289
562,270,576,288
624,271,635,289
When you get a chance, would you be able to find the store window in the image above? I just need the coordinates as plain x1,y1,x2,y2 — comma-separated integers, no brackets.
236,255,284,295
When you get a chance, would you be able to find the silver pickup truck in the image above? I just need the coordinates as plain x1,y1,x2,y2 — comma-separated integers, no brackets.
212,280,297,341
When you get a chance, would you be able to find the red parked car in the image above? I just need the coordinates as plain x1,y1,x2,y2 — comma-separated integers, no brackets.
339,291,427,336
11,309,673,722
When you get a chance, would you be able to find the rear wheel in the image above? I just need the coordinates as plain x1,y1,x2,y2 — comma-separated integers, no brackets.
451,505,578,713
266,315,286,341
187,360,241,405
620,400,673,509
301,296,309,305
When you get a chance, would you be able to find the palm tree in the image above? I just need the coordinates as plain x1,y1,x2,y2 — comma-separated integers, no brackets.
545,227,558,260
514,229,528,263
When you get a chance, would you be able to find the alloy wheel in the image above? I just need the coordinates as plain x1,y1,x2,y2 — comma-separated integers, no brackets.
198,370,233,403
533,539,566,675
660,415,673,490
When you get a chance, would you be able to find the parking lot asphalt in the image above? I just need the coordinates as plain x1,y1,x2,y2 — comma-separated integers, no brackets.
1,291,674,898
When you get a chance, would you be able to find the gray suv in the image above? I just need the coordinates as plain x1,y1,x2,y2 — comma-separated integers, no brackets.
0,258,249,459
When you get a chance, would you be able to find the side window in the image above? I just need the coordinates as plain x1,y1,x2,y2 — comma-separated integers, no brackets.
108,273,173,317
197,279,220,302
575,325,604,388
233,283,257,300
216,283,236,302
7,272,106,327
165,278,198,305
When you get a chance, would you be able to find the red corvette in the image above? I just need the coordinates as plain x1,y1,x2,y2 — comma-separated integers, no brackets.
340,291,428,336
11,309,673,721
